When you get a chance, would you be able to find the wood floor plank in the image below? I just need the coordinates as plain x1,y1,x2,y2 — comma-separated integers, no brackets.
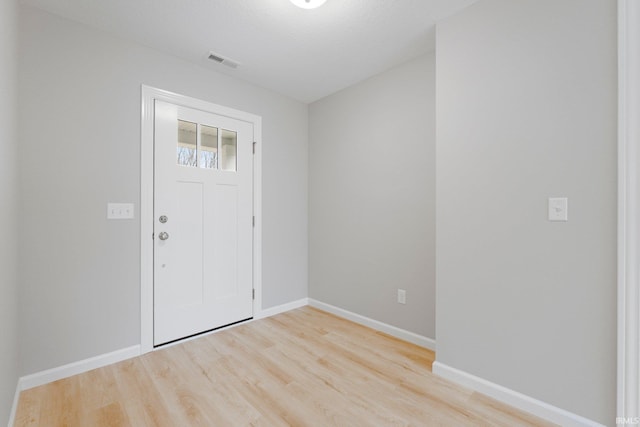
13,386,42,426
86,401,131,427
35,377,83,427
141,345,242,426
77,360,123,425
13,306,556,427
110,358,175,427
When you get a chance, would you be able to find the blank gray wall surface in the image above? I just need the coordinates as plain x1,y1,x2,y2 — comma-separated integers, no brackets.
435,0,616,423
309,54,436,338
0,0,19,423
18,5,308,375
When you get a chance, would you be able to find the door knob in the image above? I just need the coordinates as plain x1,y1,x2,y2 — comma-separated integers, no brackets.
158,232,169,241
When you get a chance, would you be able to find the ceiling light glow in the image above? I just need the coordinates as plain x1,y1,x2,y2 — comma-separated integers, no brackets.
290,0,327,9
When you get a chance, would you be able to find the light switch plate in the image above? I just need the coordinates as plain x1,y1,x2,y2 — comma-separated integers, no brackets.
548,197,568,221
107,203,135,219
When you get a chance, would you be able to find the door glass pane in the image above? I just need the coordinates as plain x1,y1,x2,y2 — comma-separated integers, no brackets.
177,120,197,167
200,125,218,169
220,129,237,172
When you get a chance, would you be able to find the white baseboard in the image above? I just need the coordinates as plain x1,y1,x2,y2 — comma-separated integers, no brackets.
256,298,309,319
9,299,431,425
432,361,604,427
7,381,20,427
308,299,436,350
18,345,141,392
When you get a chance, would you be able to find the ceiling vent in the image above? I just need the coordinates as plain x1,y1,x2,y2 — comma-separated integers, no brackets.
207,51,240,69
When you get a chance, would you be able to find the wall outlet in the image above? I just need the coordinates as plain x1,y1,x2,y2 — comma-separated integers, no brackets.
397,289,406,305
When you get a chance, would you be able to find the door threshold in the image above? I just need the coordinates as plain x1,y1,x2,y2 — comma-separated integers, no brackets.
154,317,253,349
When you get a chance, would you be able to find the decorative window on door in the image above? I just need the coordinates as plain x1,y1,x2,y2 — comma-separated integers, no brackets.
176,120,235,171
200,125,218,169
177,120,197,167
220,129,237,172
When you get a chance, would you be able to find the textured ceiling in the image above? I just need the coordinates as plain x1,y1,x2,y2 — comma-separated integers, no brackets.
20,0,478,103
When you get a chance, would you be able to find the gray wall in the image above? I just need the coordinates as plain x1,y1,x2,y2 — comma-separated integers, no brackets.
18,5,308,375
435,0,616,424
309,54,436,339
0,0,18,422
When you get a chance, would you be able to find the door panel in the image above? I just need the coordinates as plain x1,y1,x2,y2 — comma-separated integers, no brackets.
212,184,238,298
153,100,253,346
174,180,204,306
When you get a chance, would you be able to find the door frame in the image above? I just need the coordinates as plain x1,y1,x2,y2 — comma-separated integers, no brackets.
140,85,263,354
618,0,640,419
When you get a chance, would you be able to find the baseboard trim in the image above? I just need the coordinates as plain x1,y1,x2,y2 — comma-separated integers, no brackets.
10,299,433,421
308,299,436,350
7,380,20,427
432,361,604,427
18,345,141,392
256,298,309,320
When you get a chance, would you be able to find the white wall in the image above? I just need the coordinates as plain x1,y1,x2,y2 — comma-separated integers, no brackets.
309,54,436,338
0,0,19,423
17,5,308,375
435,0,616,424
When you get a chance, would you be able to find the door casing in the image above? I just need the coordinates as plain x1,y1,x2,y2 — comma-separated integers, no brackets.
140,85,262,354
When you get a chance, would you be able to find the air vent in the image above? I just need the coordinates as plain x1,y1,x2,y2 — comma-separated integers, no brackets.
208,53,224,63
207,51,240,69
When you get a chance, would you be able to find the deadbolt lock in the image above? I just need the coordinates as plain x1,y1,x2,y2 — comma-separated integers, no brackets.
159,215,168,224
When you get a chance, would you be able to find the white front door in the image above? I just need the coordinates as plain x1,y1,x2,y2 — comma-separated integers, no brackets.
153,100,254,346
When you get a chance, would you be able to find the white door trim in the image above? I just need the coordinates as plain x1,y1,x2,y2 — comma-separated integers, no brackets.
618,0,640,420
140,85,262,354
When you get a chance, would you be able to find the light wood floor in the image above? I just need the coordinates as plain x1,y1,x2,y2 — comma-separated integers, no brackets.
14,307,554,426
